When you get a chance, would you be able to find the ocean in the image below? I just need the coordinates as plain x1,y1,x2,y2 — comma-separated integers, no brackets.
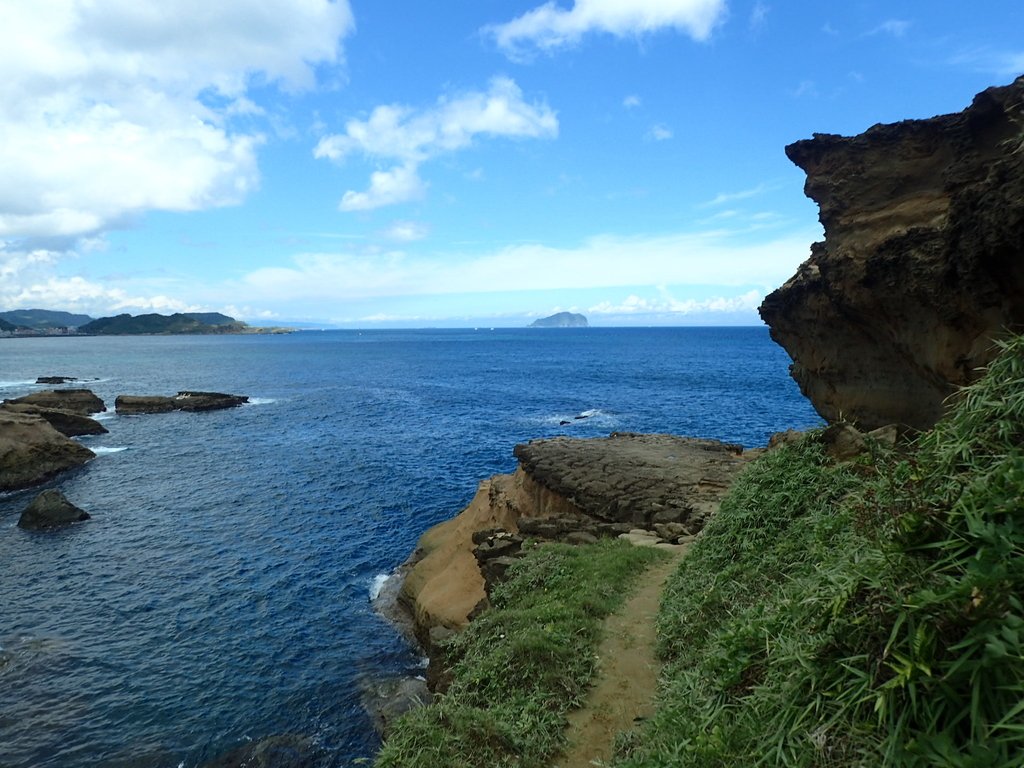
0,327,820,767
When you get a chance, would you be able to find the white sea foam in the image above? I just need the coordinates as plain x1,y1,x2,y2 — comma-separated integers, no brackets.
0,379,37,389
369,573,390,602
244,397,277,406
92,446,128,454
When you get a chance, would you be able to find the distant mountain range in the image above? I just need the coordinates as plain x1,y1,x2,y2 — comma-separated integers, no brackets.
0,309,289,336
528,311,589,328
0,309,94,330
79,312,246,335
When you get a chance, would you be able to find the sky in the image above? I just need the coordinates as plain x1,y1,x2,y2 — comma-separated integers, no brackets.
1,1,1022,328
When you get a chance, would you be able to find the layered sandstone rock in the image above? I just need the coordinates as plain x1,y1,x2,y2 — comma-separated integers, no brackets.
398,434,746,647
760,76,1024,431
0,411,95,491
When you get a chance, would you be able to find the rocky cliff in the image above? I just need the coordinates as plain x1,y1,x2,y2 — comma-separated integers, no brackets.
397,434,746,648
760,76,1024,431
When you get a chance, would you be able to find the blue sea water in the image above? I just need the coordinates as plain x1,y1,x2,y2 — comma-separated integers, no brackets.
0,327,820,767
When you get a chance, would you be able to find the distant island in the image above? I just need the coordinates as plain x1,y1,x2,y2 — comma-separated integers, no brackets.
528,312,588,328
0,309,293,337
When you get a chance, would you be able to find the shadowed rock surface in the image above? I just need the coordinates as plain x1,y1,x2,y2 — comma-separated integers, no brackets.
1,402,107,437
5,388,106,415
115,391,248,414
18,489,91,530
0,411,95,491
760,76,1024,431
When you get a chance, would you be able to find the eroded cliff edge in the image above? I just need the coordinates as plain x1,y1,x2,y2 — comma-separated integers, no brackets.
760,76,1024,431
397,433,746,649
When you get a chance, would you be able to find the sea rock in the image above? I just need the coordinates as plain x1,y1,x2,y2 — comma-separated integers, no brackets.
760,76,1024,431
36,376,79,384
361,676,432,737
18,489,91,529
115,391,248,414
200,734,318,768
6,388,106,415
1,402,107,437
0,411,95,491
528,311,588,328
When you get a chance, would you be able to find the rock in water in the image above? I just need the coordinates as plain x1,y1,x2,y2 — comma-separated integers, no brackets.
0,411,96,491
115,391,248,414
1,402,108,437
18,489,91,529
760,76,1024,431
6,388,106,415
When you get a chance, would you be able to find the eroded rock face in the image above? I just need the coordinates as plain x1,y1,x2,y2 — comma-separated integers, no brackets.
0,411,95,491
397,433,746,649
6,388,106,415
18,489,90,530
760,76,1024,431
115,391,248,414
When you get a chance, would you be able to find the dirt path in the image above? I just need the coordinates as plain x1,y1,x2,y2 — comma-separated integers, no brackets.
552,548,688,768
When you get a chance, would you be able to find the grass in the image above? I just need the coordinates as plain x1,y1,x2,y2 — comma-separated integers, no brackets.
614,333,1024,767
374,539,668,768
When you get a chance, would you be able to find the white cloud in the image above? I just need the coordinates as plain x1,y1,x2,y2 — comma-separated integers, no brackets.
339,163,427,212
869,19,911,37
623,94,642,109
701,183,768,207
382,221,430,242
315,77,558,210
234,228,817,303
648,123,673,141
588,288,763,315
749,2,769,30
485,0,727,59
0,1,353,241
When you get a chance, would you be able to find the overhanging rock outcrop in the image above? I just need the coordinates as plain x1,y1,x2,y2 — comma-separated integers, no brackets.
760,76,1024,431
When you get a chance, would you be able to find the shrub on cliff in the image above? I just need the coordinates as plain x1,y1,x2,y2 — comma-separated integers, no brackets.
616,334,1024,767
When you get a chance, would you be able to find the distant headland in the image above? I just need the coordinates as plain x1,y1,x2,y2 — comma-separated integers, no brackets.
528,311,588,328
0,309,293,337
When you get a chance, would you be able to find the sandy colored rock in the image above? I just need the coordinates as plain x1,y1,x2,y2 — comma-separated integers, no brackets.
115,391,248,414
0,410,95,491
761,76,1024,431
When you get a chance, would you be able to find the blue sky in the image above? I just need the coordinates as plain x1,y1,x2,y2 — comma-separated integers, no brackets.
1,1,1021,327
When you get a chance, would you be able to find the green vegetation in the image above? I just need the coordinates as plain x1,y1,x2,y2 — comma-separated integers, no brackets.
0,308,94,329
375,540,667,768
616,334,1024,767
79,312,246,335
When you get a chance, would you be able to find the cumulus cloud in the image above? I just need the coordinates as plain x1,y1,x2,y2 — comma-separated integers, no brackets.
0,1,353,241
315,77,558,210
623,94,642,108
485,0,727,59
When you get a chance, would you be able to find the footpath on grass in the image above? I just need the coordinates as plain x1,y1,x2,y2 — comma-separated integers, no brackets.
553,548,689,768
